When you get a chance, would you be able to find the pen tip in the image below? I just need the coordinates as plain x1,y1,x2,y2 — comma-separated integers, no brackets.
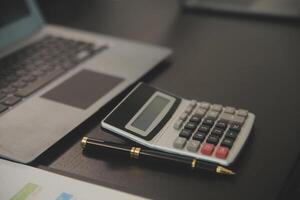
216,166,236,175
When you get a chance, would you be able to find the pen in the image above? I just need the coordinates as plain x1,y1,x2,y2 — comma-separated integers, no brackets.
81,137,235,175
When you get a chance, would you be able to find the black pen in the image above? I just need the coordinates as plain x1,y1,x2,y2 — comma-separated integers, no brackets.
81,137,235,175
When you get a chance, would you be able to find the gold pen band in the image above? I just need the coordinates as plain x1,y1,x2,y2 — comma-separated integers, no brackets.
191,159,197,169
81,137,88,149
130,147,141,159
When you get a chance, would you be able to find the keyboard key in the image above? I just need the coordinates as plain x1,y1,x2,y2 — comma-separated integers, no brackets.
229,123,242,132
189,114,202,123
184,105,194,114
16,69,64,97
206,135,219,145
236,109,248,117
198,125,210,133
200,143,215,155
194,108,207,117
190,100,197,107
225,130,239,139
211,128,224,137
184,122,198,131
179,129,193,139
21,75,36,83
1,96,21,106
11,81,27,89
0,92,6,100
31,69,45,77
179,112,188,121
224,106,235,114
215,146,229,159
202,118,215,127
221,138,234,148
215,121,227,130
186,140,201,152
1,86,17,94
174,119,184,130
211,104,222,112
0,104,8,113
173,137,187,149
199,102,210,109
206,110,219,120
193,131,207,142
219,113,245,125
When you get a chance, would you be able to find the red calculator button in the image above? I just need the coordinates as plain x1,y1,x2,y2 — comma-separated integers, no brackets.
216,146,229,159
200,143,215,155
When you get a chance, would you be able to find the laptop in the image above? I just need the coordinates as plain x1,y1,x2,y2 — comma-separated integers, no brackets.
0,0,171,163
184,0,300,19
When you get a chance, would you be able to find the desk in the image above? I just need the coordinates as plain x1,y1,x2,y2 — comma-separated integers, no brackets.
35,0,300,199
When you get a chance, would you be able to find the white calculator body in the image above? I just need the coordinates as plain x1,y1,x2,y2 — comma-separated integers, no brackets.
101,83,255,166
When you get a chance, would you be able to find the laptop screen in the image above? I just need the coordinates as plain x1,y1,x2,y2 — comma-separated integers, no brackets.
0,0,30,28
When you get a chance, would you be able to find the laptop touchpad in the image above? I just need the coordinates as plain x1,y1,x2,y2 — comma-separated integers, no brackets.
42,70,123,109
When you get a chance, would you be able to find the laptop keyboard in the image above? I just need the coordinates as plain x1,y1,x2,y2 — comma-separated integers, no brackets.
0,35,107,114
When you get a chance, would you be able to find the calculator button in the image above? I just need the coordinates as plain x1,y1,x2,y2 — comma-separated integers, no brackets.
179,112,188,121
221,138,234,148
184,105,194,114
202,118,215,127
200,143,215,155
179,129,193,139
219,113,245,125
190,100,197,108
211,104,223,112
236,109,248,117
189,114,202,123
184,122,198,131
224,106,235,114
173,137,187,149
215,146,229,159
193,131,207,142
206,110,220,120
198,125,210,133
229,123,242,132
215,121,227,130
206,135,219,145
211,128,224,137
194,108,207,117
225,130,238,139
199,102,210,109
232,115,245,125
187,140,201,152
173,119,184,130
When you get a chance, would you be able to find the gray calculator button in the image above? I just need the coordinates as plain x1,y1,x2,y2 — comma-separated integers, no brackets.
199,102,210,109
179,112,188,121
185,105,194,114
236,109,248,117
232,115,245,125
190,100,197,107
219,113,234,122
195,108,207,117
174,119,184,130
206,110,220,120
173,137,187,149
187,140,201,152
224,106,236,114
211,104,223,112
219,113,245,125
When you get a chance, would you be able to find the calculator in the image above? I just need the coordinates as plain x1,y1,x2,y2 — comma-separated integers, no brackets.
101,83,255,166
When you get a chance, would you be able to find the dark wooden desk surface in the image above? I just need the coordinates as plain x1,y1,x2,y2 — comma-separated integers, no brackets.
35,0,300,199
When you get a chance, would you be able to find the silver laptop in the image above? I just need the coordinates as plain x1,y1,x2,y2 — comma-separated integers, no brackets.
0,0,171,163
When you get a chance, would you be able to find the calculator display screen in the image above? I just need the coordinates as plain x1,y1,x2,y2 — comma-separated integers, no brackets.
131,95,170,133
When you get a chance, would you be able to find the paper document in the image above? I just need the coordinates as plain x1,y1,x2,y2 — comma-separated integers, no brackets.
0,159,146,200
